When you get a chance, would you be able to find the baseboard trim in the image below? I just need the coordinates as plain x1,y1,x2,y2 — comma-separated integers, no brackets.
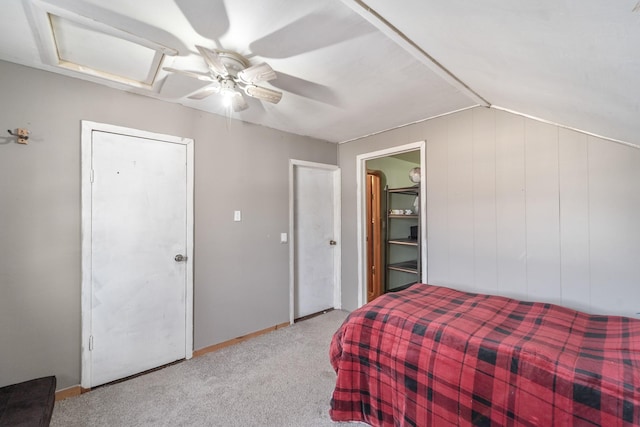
54,321,290,400
193,321,290,358
55,385,89,401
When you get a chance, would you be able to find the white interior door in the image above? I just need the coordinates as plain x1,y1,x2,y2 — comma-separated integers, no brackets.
293,163,340,319
82,124,193,388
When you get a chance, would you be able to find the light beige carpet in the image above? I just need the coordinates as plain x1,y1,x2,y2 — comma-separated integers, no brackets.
52,310,368,427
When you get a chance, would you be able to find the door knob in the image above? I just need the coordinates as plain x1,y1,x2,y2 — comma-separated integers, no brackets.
329,240,337,246
174,254,187,262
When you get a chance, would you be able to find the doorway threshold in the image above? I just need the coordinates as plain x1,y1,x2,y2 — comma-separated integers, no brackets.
294,307,335,323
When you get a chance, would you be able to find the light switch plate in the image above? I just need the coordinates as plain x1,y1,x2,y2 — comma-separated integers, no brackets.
280,233,288,243
234,210,241,222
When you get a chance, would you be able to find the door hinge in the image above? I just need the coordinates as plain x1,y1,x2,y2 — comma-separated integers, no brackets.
89,335,94,351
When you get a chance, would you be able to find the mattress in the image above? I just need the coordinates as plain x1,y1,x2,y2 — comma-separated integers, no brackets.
330,284,640,426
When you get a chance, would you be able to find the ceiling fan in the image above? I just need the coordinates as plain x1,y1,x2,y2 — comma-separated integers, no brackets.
164,45,283,112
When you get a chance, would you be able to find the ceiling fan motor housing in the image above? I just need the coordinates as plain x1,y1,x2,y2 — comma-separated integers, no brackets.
216,50,250,76
220,77,237,90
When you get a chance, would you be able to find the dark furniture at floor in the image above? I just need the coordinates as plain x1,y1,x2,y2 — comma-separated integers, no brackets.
0,376,56,427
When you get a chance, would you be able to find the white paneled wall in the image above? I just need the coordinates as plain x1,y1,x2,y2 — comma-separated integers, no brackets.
494,111,527,296
558,129,590,311
426,108,640,317
588,138,640,315
426,124,449,283
524,120,561,302
447,110,475,287
471,107,497,294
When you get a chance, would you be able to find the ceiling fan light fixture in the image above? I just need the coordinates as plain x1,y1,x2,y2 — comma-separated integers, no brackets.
220,88,236,107
230,92,249,112
237,62,276,84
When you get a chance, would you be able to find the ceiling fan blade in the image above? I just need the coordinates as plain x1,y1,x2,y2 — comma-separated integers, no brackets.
188,84,221,100
237,62,276,84
267,71,340,107
196,45,228,77
174,0,229,42
231,92,249,112
249,8,375,59
163,67,214,81
244,85,283,104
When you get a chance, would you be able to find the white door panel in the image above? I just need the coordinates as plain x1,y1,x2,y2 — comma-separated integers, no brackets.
294,165,337,318
90,131,187,387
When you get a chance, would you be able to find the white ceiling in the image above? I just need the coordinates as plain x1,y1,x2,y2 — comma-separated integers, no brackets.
1,0,638,144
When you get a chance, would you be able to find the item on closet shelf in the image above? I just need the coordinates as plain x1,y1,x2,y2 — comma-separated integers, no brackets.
409,226,418,240
409,167,420,183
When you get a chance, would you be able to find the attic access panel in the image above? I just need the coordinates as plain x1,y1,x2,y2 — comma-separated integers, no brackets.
50,15,157,85
28,1,175,90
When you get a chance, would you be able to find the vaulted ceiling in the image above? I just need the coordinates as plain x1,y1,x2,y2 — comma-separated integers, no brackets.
1,0,638,145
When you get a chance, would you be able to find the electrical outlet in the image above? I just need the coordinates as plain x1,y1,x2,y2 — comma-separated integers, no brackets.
234,210,241,222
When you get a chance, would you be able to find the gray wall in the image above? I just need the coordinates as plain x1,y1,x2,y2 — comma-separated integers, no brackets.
339,107,640,316
0,60,336,390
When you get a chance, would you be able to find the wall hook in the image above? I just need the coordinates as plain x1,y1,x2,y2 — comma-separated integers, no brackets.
7,128,29,144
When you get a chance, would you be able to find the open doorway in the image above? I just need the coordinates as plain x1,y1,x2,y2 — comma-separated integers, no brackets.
356,141,426,307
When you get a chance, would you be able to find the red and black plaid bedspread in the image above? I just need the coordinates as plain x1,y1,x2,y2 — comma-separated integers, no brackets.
330,284,640,426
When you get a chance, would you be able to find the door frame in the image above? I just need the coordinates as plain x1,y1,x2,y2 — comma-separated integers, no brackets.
288,159,341,324
355,141,426,308
80,120,194,389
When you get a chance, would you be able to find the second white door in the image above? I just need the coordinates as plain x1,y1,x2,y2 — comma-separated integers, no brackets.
293,164,339,319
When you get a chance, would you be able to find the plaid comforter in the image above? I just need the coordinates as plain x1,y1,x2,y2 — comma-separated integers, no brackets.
330,284,640,426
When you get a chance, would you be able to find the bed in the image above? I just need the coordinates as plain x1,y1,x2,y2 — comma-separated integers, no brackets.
330,284,640,426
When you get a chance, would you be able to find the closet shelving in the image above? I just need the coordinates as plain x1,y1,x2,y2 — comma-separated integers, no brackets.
384,185,420,292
